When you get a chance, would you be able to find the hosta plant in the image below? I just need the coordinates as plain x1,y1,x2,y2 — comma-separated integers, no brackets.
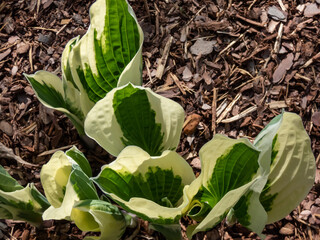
24,0,144,135
85,83,185,156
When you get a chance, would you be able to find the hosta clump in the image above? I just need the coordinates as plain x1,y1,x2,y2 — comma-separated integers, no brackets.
24,0,144,135
0,112,315,240
85,83,185,156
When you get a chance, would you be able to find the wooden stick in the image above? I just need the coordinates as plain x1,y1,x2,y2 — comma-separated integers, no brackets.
235,14,265,27
218,32,246,56
216,93,241,124
273,22,284,54
211,88,217,133
31,26,58,32
221,106,257,123
170,72,186,95
248,0,258,10
277,0,287,11
38,145,75,157
301,52,320,69
29,45,33,72
143,0,151,21
156,36,173,80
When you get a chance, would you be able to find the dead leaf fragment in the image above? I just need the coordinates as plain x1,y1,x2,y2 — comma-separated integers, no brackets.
273,53,294,83
183,114,202,135
304,3,320,18
190,39,216,56
312,112,320,127
0,142,37,167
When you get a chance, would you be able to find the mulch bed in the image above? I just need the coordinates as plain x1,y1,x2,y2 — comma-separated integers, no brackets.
0,0,320,239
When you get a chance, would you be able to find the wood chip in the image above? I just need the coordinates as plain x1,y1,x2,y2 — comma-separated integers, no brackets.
190,38,216,56
268,100,288,109
311,112,320,127
183,114,202,135
304,3,320,18
272,53,294,83
0,49,11,61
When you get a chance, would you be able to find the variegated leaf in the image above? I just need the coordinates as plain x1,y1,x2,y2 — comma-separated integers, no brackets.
0,165,50,226
230,112,315,236
85,84,185,156
25,0,143,136
184,135,261,237
93,146,195,226
74,199,127,240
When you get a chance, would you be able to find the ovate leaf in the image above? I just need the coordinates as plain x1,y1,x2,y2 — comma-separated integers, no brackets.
257,112,315,223
41,146,97,222
185,135,260,237
24,71,86,135
93,146,195,225
85,84,185,156
230,112,315,237
41,151,73,208
73,0,143,102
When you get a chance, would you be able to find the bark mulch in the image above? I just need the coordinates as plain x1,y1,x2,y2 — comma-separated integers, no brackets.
0,0,320,239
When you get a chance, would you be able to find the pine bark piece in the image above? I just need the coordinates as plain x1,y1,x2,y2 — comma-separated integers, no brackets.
272,53,294,83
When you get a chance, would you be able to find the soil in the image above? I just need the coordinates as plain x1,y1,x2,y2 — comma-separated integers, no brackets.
1,0,320,239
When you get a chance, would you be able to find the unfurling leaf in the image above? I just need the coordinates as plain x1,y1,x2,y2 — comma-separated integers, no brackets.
24,0,144,135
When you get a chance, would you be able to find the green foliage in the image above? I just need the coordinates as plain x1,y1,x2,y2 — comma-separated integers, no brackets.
24,0,143,135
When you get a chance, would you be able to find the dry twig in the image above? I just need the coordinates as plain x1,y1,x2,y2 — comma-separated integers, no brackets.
156,36,173,80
